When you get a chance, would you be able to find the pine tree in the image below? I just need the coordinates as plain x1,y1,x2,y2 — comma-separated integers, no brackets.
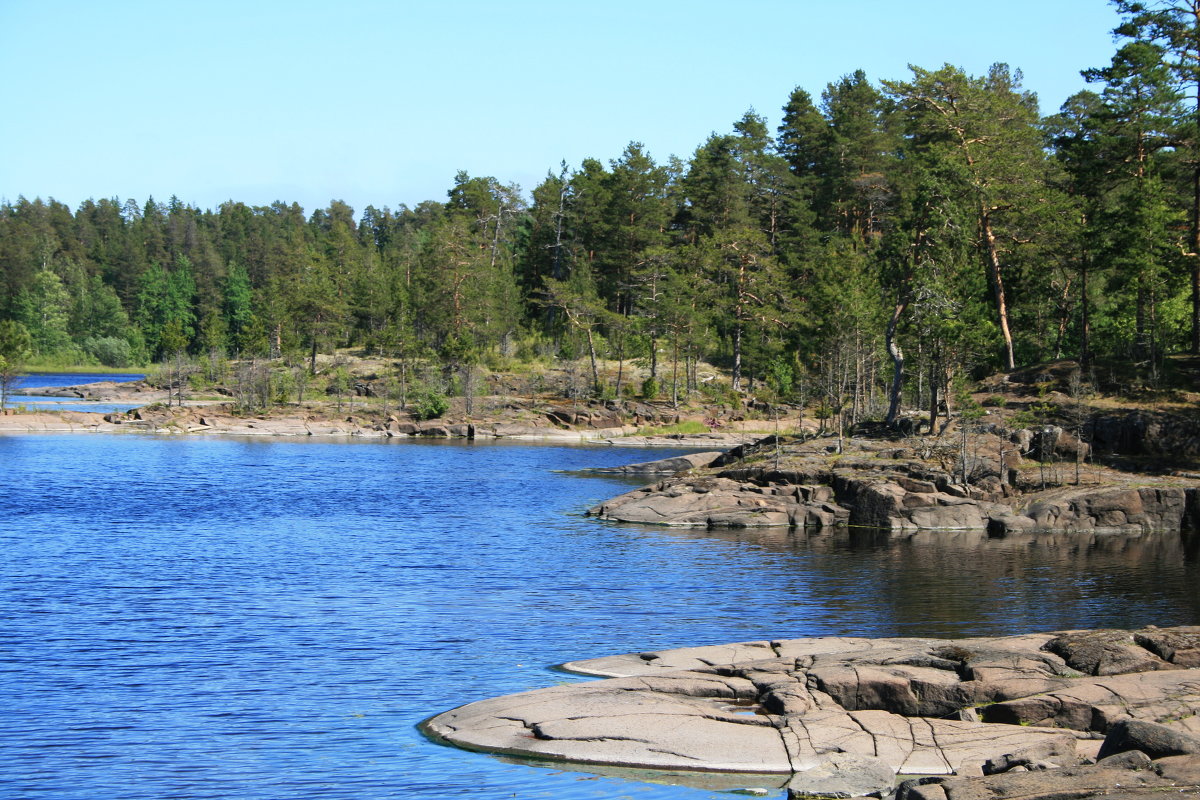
884,64,1051,370
1112,0,1200,351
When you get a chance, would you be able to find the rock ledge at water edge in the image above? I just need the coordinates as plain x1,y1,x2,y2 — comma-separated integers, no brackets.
423,627,1200,798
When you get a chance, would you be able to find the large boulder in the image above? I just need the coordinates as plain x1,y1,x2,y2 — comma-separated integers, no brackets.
590,451,723,475
1097,719,1200,760
980,668,1200,733
587,476,851,529
1044,629,1181,676
1091,409,1200,463
993,487,1195,533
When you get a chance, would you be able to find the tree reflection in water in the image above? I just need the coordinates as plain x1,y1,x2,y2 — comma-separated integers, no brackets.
646,526,1200,639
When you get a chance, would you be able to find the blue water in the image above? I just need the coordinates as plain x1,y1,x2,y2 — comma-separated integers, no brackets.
15,373,145,389
2,434,1198,800
9,372,147,414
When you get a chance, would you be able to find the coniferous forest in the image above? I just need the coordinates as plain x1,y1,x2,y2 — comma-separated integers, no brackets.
4,3,1200,418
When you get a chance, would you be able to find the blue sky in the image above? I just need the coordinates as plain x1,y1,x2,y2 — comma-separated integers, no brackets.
1,1,1123,216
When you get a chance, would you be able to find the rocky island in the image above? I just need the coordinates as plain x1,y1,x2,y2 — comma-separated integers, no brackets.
587,430,1200,536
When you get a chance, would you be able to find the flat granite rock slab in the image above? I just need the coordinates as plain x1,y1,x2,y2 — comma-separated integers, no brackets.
429,629,1200,788
564,636,957,678
425,683,793,773
563,640,780,677
781,709,1075,777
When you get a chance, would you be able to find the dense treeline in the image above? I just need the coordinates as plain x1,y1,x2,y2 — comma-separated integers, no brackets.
3,3,1200,418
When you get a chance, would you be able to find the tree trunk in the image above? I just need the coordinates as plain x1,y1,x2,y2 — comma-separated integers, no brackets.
982,210,1016,370
1136,283,1149,361
1193,77,1200,354
585,327,600,395
731,323,743,392
614,340,624,401
928,358,939,435
671,328,680,408
885,299,907,427
1080,247,1091,368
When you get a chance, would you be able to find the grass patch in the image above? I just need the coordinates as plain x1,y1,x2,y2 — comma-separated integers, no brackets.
23,363,149,375
634,420,710,436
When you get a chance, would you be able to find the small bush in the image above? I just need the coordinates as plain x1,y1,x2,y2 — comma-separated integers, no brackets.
766,356,794,399
413,390,449,420
273,369,296,404
699,379,740,408
641,376,659,399
84,336,134,368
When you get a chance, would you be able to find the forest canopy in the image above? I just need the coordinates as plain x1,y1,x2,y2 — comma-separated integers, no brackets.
3,2,1199,418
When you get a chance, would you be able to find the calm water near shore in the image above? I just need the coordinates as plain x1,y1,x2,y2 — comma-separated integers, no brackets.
14,372,146,389
2,433,1198,800
10,372,147,414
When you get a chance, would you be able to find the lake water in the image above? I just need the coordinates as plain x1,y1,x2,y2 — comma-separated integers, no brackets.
9,372,147,414
2,433,1198,800
14,373,146,389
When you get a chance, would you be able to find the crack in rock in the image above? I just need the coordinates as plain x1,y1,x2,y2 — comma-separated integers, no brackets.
424,627,1200,780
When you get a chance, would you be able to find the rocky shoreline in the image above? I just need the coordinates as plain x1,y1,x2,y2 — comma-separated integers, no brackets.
2,380,765,446
589,431,1200,535
0,405,759,447
9,379,1200,535
424,628,1200,798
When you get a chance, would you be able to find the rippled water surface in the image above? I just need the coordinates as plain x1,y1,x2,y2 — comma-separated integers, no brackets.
11,372,147,414
14,372,145,389
2,433,1198,800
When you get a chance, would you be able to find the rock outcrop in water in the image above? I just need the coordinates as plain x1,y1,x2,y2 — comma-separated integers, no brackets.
423,628,1200,798
587,433,1200,534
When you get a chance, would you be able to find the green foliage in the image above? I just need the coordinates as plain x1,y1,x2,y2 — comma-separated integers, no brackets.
0,319,33,362
272,368,296,404
698,379,740,408
83,335,135,367
765,356,794,399
223,264,254,355
159,319,189,357
634,420,708,436
640,375,659,399
2,38,1199,404
136,257,196,360
17,269,72,355
412,389,449,420
953,376,985,423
